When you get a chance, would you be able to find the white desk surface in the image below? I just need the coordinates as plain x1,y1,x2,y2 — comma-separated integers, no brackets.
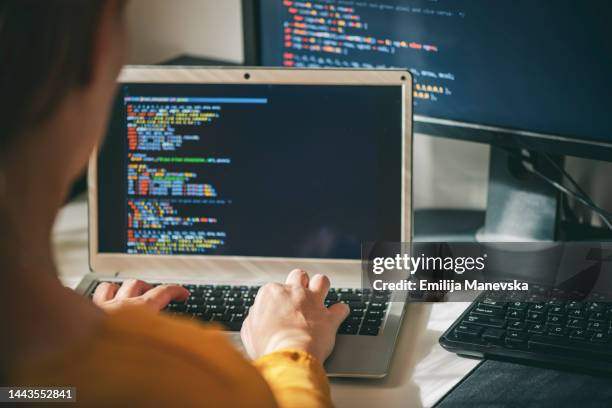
53,197,479,408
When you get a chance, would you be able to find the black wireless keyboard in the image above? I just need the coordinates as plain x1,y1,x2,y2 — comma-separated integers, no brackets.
440,288,612,373
92,282,390,336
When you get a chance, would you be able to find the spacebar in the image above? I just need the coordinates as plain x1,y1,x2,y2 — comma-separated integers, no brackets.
528,335,612,358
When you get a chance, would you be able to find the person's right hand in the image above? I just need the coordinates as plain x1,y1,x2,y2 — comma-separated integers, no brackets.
240,269,350,363
92,279,189,313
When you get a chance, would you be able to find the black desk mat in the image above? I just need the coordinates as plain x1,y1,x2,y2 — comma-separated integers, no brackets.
435,359,612,408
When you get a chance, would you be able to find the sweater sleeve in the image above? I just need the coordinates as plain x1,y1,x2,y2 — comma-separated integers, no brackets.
254,349,334,408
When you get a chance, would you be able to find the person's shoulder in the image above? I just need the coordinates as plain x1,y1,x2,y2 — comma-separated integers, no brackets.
20,306,277,407
99,305,245,367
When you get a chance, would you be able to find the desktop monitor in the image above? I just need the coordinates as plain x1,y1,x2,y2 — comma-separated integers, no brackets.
243,0,612,240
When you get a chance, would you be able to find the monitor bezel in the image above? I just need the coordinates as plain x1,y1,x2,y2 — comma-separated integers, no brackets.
88,66,413,276
242,0,612,162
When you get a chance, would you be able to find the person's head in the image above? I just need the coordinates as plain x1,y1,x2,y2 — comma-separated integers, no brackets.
0,0,128,197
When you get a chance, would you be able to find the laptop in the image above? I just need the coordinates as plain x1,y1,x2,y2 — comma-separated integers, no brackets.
76,66,413,378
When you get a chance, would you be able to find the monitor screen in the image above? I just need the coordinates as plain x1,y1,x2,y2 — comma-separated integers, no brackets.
97,83,403,259
258,0,612,144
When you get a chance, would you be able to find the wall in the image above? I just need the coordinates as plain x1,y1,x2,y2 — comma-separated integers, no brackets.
126,0,243,64
124,0,611,224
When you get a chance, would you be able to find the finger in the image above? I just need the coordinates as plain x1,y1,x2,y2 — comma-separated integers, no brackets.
92,282,119,304
285,269,309,288
115,279,153,299
328,302,351,326
308,274,330,302
240,318,256,359
141,285,190,310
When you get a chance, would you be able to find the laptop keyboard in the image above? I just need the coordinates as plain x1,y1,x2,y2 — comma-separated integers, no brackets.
443,288,612,367
92,282,390,336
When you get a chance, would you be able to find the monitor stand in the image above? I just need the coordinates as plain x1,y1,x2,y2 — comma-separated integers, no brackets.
414,147,562,242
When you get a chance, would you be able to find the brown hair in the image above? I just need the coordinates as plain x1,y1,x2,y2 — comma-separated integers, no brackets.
0,0,105,152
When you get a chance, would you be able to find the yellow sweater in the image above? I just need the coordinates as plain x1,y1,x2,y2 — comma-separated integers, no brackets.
12,306,333,407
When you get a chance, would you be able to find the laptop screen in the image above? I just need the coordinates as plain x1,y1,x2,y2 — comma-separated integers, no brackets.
97,82,404,260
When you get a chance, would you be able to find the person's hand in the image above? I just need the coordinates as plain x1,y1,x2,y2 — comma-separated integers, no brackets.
92,279,189,312
241,269,350,363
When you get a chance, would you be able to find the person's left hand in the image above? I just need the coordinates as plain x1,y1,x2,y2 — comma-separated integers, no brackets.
91,279,190,312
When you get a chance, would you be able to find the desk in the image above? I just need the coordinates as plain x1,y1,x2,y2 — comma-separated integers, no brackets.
52,197,479,408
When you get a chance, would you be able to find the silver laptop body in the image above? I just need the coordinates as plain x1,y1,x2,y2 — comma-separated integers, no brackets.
77,66,413,378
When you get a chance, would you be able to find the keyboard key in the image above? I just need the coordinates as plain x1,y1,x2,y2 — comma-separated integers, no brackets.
527,323,547,334
507,302,528,311
506,310,525,320
566,318,586,329
359,326,380,336
368,302,387,310
588,312,607,322
366,310,385,319
226,291,242,298
172,304,187,313
188,296,205,305
547,315,565,326
206,304,226,313
507,321,525,331
346,316,363,325
479,298,505,309
591,332,610,343
569,329,588,341
482,328,505,344
505,331,527,349
341,294,363,302
188,304,206,313
525,312,544,323
226,305,245,314
472,306,506,318
568,309,585,319
211,313,231,323
528,303,547,313
548,305,565,316
587,302,605,312
363,317,383,327
464,315,506,328
194,311,213,321
587,321,605,332
339,324,359,335
454,323,483,338
205,297,224,305
371,294,390,302
546,326,566,337
567,301,583,310
231,313,246,322
348,301,367,309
